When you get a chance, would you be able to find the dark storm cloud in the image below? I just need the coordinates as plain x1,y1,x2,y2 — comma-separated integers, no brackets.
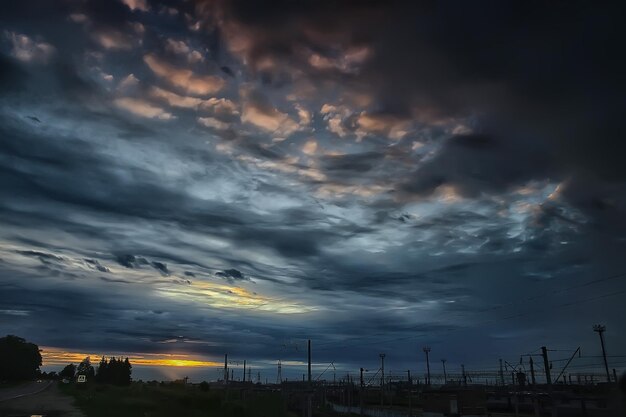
401,133,554,197
0,54,27,92
205,0,626,224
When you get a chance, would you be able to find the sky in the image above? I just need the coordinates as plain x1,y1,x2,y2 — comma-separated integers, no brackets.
1,1,626,383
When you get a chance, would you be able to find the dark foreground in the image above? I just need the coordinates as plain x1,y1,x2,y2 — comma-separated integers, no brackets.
0,382,83,417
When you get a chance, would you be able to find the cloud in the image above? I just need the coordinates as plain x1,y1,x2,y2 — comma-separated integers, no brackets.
307,46,371,74
0,54,27,92
149,88,239,127
164,38,204,64
356,112,411,140
92,29,134,50
302,140,317,155
143,54,224,96
16,250,64,263
295,104,311,125
84,258,110,273
203,1,626,206
116,255,148,269
118,73,140,91
119,0,149,12
400,134,554,198
164,39,188,55
187,50,204,64
151,261,170,276
241,92,300,139
150,86,205,109
320,104,352,138
203,98,239,116
215,269,248,283
114,97,175,120
197,117,229,130
5,31,55,63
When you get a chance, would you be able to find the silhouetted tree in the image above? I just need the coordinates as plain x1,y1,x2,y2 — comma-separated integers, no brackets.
60,363,76,379
199,381,210,391
95,356,132,385
123,357,132,385
96,356,108,382
0,335,42,381
76,356,95,379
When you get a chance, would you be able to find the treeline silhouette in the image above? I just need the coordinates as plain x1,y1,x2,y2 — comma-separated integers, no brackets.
58,356,132,385
0,335,42,381
96,357,132,385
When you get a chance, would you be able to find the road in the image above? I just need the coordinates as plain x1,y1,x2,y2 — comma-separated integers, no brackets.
0,381,84,416
0,380,53,402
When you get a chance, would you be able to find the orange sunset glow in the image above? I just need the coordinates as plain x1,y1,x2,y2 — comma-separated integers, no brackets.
41,346,220,368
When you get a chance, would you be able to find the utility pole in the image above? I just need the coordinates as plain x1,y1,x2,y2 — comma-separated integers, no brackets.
407,370,412,417
360,368,364,417
499,359,505,386
529,356,536,385
461,364,467,386
276,360,282,384
243,360,246,382
441,359,447,384
541,346,552,385
593,324,611,382
224,354,228,382
423,347,431,386
308,339,312,383
379,353,385,407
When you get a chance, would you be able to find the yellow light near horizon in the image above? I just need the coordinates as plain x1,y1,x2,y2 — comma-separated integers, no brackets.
41,347,221,368
153,359,214,368
155,280,316,314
